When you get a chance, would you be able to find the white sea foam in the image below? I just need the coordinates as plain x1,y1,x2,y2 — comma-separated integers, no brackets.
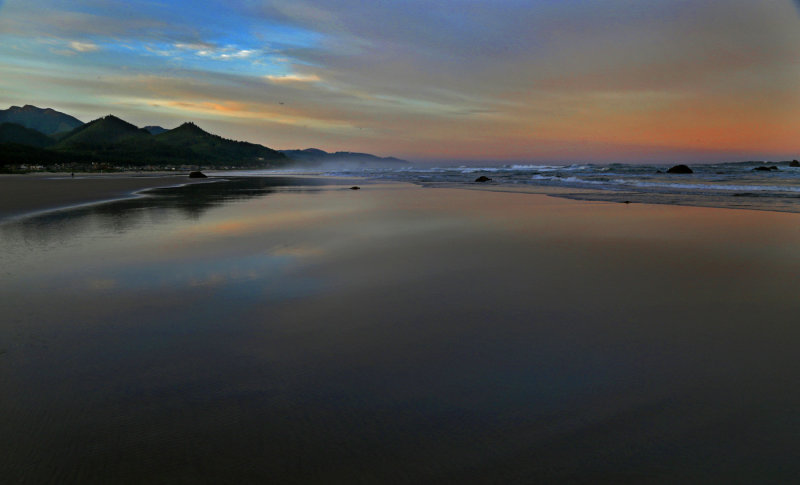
459,167,501,173
616,180,800,193
525,173,800,193
529,175,606,185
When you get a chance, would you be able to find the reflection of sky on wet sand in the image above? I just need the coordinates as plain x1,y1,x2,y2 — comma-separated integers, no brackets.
0,182,451,300
0,177,358,283
1,180,800,483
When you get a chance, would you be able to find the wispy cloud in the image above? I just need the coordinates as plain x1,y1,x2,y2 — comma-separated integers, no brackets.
69,41,99,53
264,73,321,83
173,42,215,51
174,42,259,60
198,47,256,60
1,0,800,161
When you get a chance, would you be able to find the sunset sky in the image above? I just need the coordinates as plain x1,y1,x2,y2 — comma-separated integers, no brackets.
1,0,799,163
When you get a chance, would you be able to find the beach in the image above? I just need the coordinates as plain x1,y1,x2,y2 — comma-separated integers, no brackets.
1,175,799,483
0,173,211,221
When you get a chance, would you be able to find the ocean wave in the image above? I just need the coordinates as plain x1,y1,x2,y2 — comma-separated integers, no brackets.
510,164,589,171
225,164,800,214
613,180,800,193
529,175,609,185
523,174,800,193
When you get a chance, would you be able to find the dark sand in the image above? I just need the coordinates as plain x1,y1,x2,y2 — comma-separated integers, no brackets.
0,173,207,220
1,179,798,483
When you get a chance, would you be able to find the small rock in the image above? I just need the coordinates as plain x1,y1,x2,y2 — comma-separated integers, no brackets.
623,200,631,204
752,166,778,172
790,160,800,167
666,164,693,174
188,171,207,178
350,186,361,190
475,176,492,182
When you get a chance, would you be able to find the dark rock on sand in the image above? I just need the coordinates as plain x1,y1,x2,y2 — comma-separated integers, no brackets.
350,186,361,190
189,171,207,178
475,176,492,182
789,160,799,167
666,164,693,174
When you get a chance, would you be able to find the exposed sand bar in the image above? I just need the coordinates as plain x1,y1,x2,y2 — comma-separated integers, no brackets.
0,173,206,221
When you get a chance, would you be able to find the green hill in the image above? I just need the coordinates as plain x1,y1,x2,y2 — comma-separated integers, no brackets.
0,122,55,148
1,104,407,172
0,107,333,169
50,115,198,165
45,118,287,167
155,122,287,166
55,115,150,148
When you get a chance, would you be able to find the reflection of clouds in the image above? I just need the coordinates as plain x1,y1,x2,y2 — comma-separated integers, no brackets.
272,245,324,258
25,250,324,304
87,278,116,290
166,208,344,241
0,178,352,292
85,253,294,291
198,220,250,235
187,269,260,288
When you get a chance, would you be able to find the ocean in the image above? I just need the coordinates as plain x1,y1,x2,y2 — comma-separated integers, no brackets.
228,160,800,213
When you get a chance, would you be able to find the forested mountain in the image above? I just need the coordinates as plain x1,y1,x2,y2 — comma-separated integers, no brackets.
0,105,83,135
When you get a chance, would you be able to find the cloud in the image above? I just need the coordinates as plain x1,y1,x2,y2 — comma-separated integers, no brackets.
173,42,214,51
202,48,256,60
177,42,260,60
69,41,99,52
0,1,184,42
218,49,255,59
2,0,800,161
264,73,321,83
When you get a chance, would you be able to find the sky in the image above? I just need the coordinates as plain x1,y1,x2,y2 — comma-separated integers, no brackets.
1,0,799,163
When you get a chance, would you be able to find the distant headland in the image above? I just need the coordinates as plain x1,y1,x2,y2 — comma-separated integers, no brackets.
0,104,407,172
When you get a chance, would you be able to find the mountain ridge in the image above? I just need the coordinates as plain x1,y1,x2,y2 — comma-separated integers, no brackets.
280,148,407,166
154,122,286,165
0,105,83,135
55,115,150,148
0,104,407,170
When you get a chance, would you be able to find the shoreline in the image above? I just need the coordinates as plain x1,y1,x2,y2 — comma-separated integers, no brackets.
446,183,800,214
0,173,215,222
0,172,373,223
2,170,798,225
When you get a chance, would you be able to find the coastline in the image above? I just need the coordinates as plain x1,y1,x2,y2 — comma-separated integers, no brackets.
0,173,212,222
5,169,800,224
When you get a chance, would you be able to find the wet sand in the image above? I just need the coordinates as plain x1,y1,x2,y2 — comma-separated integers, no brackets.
1,179,799,483
0,173,206,220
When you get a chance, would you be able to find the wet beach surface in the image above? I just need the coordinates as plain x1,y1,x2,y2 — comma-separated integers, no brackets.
1,177,799,483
